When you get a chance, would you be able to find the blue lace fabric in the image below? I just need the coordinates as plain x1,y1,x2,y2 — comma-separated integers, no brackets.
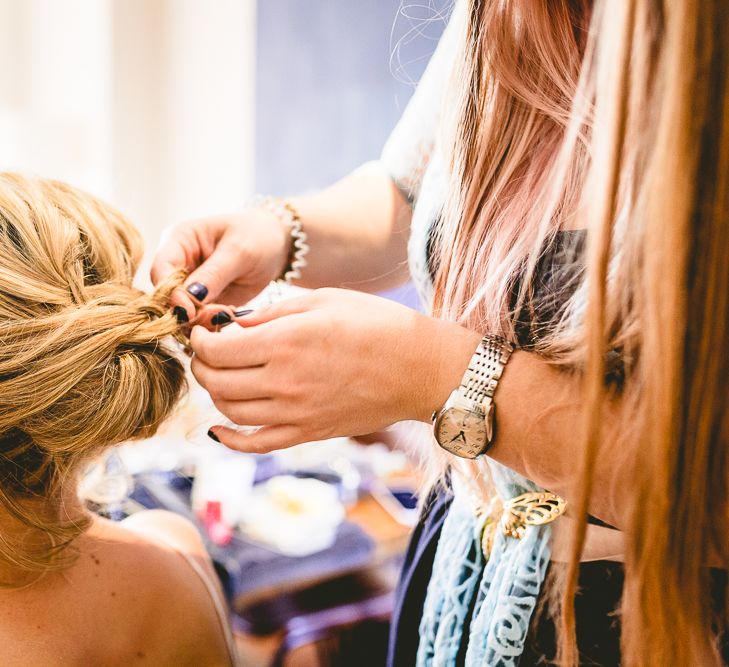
416,468,553,667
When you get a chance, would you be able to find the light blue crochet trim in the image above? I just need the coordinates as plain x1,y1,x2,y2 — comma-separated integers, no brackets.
466,509,551,666
416,492,485,667
417,462,552,667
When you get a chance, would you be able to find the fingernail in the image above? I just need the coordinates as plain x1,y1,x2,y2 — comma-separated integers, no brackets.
186,282,208,302
207,429,220,443
173,305,189,323
234,308,254,317
211,311,232,326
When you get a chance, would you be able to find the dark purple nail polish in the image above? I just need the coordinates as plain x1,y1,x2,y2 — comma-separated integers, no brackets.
234,308,254,317
211,311,232,326
207,429,220,443
173,305,189,323
186,282,208,301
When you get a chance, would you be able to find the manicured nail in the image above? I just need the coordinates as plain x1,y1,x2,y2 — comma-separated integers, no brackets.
234,308,254,317
173,305,189,323
211,311,232,326
207,429,220,443
186,282,208,301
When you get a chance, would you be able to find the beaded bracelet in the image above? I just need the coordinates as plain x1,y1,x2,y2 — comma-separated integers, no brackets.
253,196,310,284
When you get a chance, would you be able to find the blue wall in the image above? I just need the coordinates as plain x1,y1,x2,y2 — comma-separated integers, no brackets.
255,1,448,195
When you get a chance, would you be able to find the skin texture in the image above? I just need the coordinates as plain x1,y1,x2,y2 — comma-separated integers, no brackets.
190,289,482,453
0,507,231,666
153,161,412,321
151,163,626,535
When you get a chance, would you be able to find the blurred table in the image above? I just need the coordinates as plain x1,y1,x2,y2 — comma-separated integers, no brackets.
126,460,415,666
230,491,410,610
234,492,411,666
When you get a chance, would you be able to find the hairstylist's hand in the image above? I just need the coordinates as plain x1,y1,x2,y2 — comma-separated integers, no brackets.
189,288,481,453
150,209,290,322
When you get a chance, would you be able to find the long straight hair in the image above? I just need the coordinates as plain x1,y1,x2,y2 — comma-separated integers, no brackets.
434,0,592,332
434,0,729,664
581,2,729,665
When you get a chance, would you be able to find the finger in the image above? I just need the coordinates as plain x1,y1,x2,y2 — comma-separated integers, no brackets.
217,284,263,309
151,225,195,285
235,292,320,327
192,304,236,331
150,259,181,288
169,290,198,324
183,240,247,307
211,398,285,427
151,238,198,322
190,357,271,401
190,324,272,368
209,424,307,454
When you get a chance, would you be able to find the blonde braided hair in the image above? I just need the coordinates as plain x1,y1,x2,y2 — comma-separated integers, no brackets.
0,173,186,585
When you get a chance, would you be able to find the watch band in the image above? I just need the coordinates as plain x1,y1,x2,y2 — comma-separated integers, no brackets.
460,335,515,410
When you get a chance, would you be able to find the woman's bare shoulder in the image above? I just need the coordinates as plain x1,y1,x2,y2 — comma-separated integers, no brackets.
114,509,209,556
83,510,209,583
0,511,231,666
75,512,231,665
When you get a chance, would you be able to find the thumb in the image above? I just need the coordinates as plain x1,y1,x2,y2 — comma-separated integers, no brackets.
235,293,318,326
182,242,246,311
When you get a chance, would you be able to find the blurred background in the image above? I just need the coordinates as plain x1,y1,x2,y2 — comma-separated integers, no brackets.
0,0,445,283
0,1,452,665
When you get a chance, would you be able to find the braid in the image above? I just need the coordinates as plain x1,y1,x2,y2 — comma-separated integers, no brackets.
0,173,187,584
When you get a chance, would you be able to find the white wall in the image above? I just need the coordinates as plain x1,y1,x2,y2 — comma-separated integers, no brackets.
0,0,256,286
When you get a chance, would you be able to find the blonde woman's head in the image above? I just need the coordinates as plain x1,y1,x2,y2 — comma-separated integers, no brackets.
0,173,186,583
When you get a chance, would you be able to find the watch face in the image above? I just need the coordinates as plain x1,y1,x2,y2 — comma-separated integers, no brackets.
435,406,489,459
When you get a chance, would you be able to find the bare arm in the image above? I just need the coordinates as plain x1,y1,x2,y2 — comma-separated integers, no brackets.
191,288,627,528
412,332,627,528
481,352,626,527
289,161,413,292
152,161,412,317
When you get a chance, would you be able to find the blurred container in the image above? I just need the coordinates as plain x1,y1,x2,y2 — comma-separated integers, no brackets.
191,452,256,526
238,475,345,556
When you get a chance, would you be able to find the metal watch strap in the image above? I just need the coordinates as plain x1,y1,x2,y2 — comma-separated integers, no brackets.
460,335,515,409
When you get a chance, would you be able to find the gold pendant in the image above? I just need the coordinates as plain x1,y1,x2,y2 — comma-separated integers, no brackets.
481,515,499,555
480,492,567,558
502,492,567,538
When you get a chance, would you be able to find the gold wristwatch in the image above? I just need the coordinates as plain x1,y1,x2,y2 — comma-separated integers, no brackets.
432,334,515,459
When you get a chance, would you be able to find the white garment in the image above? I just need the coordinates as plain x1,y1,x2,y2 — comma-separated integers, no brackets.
380,0,465,308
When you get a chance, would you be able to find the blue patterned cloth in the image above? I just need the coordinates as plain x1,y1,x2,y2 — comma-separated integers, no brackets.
416,465,552,667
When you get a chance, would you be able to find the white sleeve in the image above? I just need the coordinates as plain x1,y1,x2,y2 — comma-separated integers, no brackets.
380,1,465,203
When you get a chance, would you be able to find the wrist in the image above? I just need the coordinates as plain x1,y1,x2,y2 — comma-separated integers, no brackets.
412,317,482,423
250,197,308,284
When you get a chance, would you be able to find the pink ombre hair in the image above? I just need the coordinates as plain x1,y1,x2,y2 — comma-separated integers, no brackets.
434,0,592,334
434,0,729,665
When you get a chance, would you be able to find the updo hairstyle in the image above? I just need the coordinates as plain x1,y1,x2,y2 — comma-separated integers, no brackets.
0,173,186,583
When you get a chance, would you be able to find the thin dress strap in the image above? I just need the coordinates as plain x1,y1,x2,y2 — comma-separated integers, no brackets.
133,528,240,667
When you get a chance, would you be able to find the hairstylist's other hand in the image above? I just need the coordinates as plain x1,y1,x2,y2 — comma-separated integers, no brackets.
150,209,290,322
189,288,481,453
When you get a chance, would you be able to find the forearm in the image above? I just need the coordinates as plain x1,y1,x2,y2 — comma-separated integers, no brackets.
419,324,627,528
194,285,625,530
287,161,412,291
490,352,626,526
